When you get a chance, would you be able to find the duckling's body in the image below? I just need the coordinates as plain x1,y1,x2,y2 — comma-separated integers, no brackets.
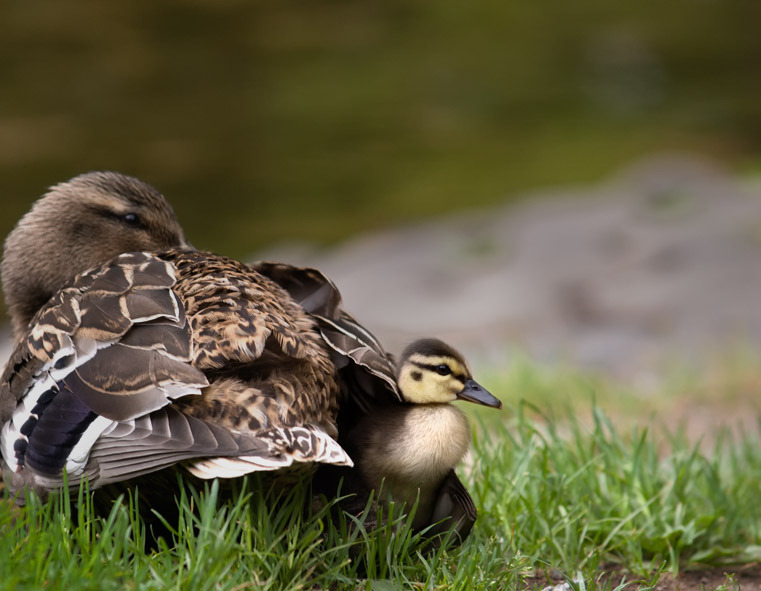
338,338,501,531
350,403,470,527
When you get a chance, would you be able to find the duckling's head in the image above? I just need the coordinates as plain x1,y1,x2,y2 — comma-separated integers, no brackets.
2,171,189,339
396,338,502,409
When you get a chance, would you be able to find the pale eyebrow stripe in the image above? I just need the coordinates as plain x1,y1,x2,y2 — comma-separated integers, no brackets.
409,359,469,384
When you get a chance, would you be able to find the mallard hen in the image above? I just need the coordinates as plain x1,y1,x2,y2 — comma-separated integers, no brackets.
323,338,501,538
0,172,358,501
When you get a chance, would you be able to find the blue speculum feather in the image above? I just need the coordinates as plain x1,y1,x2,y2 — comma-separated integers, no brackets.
18,380,98,475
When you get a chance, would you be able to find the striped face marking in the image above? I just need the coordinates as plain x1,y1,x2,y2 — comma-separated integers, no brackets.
398,353,471,404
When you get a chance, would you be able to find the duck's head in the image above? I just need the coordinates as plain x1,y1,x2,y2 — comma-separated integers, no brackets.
396,338,502,409
2,171,189,339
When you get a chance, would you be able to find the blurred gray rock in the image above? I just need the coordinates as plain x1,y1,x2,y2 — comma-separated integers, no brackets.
255,154,761,379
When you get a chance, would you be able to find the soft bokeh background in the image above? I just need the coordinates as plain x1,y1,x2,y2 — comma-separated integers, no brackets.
2,0,761,384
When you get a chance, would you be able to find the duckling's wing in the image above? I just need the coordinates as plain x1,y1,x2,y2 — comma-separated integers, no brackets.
252,262,401,405
0,253,211,496
426,469,477,544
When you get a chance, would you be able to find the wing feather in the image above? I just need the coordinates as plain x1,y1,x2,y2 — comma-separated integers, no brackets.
0,253,208,494
2,251,357,501
252,262,400,402
426,469,477,542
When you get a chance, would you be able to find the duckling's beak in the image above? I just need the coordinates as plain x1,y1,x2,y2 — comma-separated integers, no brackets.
457,379,502,409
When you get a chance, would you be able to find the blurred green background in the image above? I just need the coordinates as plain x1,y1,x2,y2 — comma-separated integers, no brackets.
2,0,760,259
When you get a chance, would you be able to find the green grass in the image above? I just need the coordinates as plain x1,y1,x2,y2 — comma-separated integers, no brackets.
2,381,761,590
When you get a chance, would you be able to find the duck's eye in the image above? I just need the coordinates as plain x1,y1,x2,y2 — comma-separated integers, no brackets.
435,364,451,376
122,212,141,227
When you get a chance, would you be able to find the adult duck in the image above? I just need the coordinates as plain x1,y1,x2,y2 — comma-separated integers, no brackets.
0,172,362,501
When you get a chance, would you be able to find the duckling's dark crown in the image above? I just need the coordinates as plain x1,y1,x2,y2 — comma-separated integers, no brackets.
400,338,465,364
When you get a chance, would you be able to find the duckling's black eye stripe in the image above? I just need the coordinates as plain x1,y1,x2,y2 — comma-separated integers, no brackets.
412,362,467,382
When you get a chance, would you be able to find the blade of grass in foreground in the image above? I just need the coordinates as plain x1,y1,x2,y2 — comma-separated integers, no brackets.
1,402,761,589
469,402,761,584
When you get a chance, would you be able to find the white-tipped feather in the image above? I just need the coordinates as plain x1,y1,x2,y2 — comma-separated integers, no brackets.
3,372,59,472
66,415,115,474
186,455,294,479
185,425,352,480
1,421,18,472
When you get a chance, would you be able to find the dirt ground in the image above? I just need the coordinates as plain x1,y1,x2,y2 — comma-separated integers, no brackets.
654,566,761,591
526,563,761,590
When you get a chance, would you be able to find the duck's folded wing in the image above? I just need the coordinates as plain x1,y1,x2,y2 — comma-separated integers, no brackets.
252,262,401,406
85,407,278,486
184,423,352,480
9,406,268,498
0,253,210,497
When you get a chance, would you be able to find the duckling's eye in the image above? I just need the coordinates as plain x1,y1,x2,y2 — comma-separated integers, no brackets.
122,213,141,227
435,364,451,376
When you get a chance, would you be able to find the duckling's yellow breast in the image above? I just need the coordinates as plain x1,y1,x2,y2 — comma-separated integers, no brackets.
363,404,471,486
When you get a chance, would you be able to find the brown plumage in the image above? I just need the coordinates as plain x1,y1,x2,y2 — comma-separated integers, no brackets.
0,173,357,501
1,172,187,341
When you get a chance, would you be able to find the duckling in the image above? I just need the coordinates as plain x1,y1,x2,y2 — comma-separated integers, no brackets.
0,172,365,501
339,338,501,533
250,265,492,542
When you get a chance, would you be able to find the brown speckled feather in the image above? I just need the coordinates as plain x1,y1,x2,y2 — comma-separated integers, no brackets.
252,262,401,411
0,253,204,423
1,249,350,501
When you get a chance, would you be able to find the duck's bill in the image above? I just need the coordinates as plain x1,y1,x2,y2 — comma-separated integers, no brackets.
457,379,502,409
